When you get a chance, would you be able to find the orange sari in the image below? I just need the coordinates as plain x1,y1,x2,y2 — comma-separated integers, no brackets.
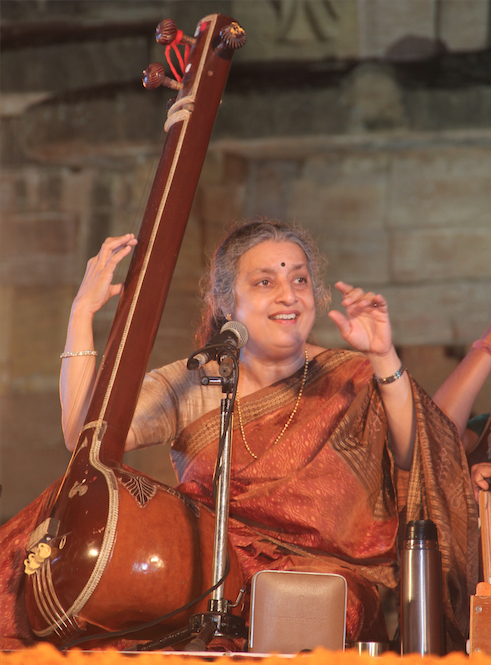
172,350,478,649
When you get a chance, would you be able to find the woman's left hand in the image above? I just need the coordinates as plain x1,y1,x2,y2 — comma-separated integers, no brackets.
328,281,392,356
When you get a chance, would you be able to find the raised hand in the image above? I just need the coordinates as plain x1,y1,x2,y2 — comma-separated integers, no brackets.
328,281,392,357
61,234,137,451
328,281,415,470
74,234,138,316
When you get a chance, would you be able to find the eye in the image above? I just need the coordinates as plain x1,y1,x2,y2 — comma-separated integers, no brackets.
294,276,308,284
258,279,270,286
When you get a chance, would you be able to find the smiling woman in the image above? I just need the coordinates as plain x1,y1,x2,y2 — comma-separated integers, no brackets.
0,219,478,651
129,220,476,647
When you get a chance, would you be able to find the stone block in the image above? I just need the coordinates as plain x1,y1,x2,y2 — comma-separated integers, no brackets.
359,0,436,58
171,212,205,286
1,37,149,93
379,281,491,346
246,160,300,221
223,153,249,186
0,392,62,448
0,444,71,523
388,147,491,228
216,88,347,140
289,153,388,229
398,344,461,399
7,167,41,211
400,342,491,416
0,175,14,213
392,228,491,282
1,211,78,256
0,287,14,394
21,93,156,154
343,63,407,132
6,286,74,391
200,183,246,242
230,0,360,62
318,229,390,285
310,314,346,351
405,88,491,133
452,312,491,347
438,0,489,52
38,172,63,211
87,210,112,260
1,211,79,286
199,150,225,187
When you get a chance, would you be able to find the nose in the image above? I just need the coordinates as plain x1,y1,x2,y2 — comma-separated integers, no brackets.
275,277,296,305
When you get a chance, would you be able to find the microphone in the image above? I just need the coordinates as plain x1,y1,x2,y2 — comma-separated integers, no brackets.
187,321,248,371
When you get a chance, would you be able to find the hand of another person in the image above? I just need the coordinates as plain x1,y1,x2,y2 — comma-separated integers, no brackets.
470,462,491,502
74,234,138,316
328,281,392,357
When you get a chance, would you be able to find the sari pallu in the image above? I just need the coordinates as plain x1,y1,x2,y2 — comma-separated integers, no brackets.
173,350,478,650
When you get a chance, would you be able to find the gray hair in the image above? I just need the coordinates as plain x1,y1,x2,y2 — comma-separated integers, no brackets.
196,219,330,346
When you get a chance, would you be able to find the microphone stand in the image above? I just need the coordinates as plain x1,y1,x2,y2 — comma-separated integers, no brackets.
137,347,247,652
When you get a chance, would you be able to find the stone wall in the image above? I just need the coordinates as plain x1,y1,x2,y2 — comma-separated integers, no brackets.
1,0,491,523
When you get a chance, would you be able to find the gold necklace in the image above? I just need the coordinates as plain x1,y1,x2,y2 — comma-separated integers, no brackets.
236,349,309,460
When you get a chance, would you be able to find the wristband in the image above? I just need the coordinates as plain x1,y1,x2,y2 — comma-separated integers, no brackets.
374,364,405,385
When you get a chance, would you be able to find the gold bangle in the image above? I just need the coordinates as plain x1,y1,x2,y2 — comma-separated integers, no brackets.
374,364,405,385
60,351,98,359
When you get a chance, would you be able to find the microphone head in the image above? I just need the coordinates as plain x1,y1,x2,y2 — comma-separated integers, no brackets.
220,320,248,349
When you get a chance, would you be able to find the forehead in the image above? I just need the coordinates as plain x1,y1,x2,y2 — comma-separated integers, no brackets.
238,241,308,274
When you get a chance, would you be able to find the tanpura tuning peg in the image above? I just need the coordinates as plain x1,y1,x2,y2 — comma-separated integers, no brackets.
219,22,247,50
142,62,183,91
156,18,196,46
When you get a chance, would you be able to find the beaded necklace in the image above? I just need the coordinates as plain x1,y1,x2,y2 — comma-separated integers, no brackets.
236,349,309,460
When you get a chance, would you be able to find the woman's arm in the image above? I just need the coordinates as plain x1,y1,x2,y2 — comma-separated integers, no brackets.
432,324,491,447
328,282,415,470
60,234,137,452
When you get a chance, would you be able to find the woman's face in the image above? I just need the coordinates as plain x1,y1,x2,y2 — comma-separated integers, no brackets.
232,240,316,361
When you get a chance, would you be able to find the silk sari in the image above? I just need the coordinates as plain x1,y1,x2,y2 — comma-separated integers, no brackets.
171,350,478,649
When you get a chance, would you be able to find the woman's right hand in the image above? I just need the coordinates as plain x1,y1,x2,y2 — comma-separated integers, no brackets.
470,462,491,502
61,234,137,451
73,234,138,316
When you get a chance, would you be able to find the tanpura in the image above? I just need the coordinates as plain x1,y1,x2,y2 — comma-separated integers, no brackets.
23,14,246,649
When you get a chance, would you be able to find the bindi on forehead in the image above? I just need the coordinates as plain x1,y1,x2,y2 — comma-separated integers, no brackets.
281,262,285,267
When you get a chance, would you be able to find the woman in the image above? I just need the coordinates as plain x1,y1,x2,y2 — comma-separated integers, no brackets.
1,220,477,650
433,323,491,501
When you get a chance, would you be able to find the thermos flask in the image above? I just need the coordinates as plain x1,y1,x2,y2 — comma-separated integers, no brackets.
400,519,444,655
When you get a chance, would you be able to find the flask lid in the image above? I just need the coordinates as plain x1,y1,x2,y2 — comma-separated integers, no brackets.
405,519,438,543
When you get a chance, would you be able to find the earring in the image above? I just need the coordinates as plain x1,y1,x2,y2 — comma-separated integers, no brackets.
225,313,232,321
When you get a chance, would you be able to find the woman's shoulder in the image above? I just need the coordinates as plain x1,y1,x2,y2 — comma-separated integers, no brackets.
308,345,369,366
145,357,220,390
308,346,373,386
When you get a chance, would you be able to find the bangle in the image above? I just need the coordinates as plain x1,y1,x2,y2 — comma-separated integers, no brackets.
60,351,98,359
374,364,405,385
472,340,491,357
